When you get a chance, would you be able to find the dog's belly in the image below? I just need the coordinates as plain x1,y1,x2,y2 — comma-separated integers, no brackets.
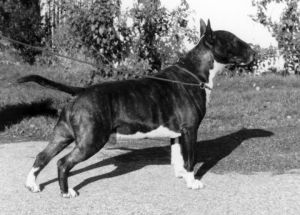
116,126,181,139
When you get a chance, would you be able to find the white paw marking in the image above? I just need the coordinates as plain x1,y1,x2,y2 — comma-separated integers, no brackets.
171,142,204,189
25,167,41,193
25,184,41,193
188,179,204,190
183,172,204,190
61,188,78,198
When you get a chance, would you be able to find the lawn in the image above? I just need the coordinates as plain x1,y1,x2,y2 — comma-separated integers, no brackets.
0,62,92,141
0,63,300,174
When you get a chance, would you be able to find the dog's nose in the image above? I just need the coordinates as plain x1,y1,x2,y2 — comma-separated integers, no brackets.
252,49,257,58
248,49,257,63
248,45,257,59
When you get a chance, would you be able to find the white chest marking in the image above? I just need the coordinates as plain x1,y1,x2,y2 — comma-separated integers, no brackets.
116,126,181,139
205,61,226,105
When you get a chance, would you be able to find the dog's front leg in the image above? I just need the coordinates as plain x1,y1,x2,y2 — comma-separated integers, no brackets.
180,128,204,190
171,138,186,178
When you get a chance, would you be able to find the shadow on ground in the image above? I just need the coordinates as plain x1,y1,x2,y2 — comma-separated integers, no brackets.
40,128,274,192
0,99,58,131
194,128,274,178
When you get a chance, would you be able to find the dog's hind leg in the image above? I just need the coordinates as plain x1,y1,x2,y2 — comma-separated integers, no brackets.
180,128,204,190
56,127,109,198
25,122,73,193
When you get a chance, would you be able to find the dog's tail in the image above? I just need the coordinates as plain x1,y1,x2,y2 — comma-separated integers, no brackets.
17,75,85,96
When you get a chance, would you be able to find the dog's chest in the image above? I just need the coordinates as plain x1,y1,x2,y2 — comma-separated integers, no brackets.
205,61,225,104
116,126,181,139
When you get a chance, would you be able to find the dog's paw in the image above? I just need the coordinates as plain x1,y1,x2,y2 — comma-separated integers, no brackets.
61,188,78,198
187,179,204,190
183,172,204,190
25,183,41,193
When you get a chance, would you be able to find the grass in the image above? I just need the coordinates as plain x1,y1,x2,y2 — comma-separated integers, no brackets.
1,62,300,174
204,74,300,133
0,61,94,141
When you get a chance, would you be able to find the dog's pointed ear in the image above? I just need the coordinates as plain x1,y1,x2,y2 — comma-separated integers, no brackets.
200,18,206,36
203,19,215,46
205,19,213,39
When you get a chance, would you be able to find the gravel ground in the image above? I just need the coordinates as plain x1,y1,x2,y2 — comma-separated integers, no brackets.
1,141,300,215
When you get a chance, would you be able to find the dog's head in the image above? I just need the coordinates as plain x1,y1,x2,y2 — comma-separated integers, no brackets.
200,19,255,66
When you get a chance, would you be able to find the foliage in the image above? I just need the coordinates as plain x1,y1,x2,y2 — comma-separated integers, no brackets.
1,0,198,79
252,0,300,72
154,0,199,67
0,0,44,64
48,0,198,80
66,0,128,66
252,44,278,62
128,0,168,71
127,0,198,71
251,44,285,74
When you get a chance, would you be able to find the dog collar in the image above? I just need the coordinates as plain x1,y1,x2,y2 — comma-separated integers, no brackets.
173,65,212,90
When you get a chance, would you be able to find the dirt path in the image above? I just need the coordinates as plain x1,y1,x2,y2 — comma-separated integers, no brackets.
1,141,300,215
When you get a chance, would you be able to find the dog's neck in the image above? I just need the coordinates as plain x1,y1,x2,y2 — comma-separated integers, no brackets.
177,42,214,83
177,43,225,88
176,42,226,104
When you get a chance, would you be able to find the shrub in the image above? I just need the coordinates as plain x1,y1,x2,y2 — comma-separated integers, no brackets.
0,0,44,64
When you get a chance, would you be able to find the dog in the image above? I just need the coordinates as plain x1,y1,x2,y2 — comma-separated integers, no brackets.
22,19,255,198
